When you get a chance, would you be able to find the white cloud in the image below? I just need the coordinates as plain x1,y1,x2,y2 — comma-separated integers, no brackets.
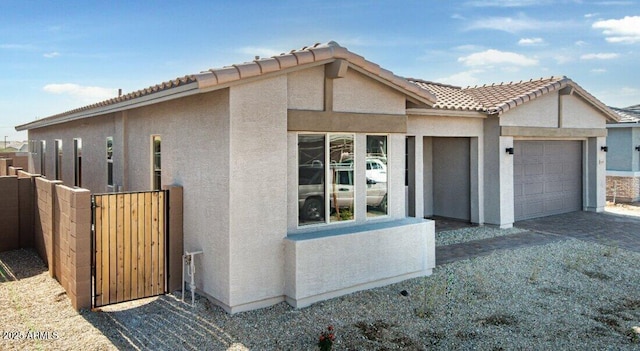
0,43,34,50
43,83,117,101
454,44,484,51
518,37,545,46
43,52,60,58
458,49,538,67
451,14,465,20
237,46,283,59
436,70,483,87
580,53,619,60
591,68,607,73
465,0,557,6
575,40,588,46
592,16,640,43
584,13,598,18
467,14,574,33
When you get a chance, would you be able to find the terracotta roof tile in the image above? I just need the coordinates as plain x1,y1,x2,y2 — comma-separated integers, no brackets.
18,41,436,131
463,77,565,114
409,79,485,111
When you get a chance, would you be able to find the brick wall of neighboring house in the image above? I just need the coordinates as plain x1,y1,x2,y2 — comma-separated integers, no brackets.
606,176,640,202
0,158,12,176
0,155,29,174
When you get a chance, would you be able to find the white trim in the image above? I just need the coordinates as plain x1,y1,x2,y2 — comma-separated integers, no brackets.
607,171,640,177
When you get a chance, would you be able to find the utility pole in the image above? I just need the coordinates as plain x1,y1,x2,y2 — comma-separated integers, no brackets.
3,136,6,150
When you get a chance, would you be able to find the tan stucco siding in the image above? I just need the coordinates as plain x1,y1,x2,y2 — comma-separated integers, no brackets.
561,94,606,129
287,66,324,110
26,114,116,192
407,115,484,136
333,69,405,114
499,92,558,128
124,90,232,301
228,75,288,310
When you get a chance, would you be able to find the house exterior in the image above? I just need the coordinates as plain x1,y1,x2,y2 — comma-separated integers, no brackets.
16,42,436,313
15,41,617,312
406,77,618,227
606,105,640,202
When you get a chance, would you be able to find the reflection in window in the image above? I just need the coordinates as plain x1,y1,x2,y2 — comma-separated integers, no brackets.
106,137,113,186
74,138,82,187
298,134,355,226
329,134,354,222
152,135,162,190
55,139,62,181
366,136,388,217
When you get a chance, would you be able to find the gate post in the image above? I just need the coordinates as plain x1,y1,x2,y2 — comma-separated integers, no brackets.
163,185,183,293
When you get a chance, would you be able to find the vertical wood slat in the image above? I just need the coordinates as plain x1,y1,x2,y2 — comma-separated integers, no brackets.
130,193,139,300
108,195,117,305
123,194,132,301
144,192,153,297
116,194,125,303
100,195,110,307
158,191,165,293
137,193,145,299
151,192,159,296
94,196,103,307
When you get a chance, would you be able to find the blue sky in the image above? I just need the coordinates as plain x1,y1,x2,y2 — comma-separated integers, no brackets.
1,0,639,141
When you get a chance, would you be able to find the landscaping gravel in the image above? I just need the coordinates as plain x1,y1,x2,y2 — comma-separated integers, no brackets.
2,229,640,350
436,226,528,246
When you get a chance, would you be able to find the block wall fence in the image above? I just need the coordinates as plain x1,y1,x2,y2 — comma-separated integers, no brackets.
1,162,184,311
606,175,640,203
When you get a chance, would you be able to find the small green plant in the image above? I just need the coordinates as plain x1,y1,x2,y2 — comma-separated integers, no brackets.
415,276,448,318
338,208,353,220
318,325,335,351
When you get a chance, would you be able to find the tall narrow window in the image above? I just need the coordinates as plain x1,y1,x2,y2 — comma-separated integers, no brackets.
298,133,354,226
74,138,82,187
106,137,113,187
40,140,46,177
366,135,388,217
152,135,161,190
54,139,62,180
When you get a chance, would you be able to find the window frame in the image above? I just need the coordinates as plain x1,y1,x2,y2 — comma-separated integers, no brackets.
297,132,356,227
54,139,63,181
73,138,82,187
151,135,161,191
365,134,389,219
106,137,114,187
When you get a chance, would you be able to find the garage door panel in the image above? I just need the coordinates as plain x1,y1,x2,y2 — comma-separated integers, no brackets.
514,140,582,221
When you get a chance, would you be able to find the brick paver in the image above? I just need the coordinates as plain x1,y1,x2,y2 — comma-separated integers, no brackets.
436,211,640,265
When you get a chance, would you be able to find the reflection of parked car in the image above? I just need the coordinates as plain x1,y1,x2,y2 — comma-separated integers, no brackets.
298,164,387,221
342,158,387,183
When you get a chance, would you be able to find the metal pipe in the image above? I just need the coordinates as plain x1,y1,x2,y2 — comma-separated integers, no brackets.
182,250,203,305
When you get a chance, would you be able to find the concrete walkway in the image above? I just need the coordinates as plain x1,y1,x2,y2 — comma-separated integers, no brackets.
436,211,640,265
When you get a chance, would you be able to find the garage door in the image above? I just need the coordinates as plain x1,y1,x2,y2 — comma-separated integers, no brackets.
514,140,582,221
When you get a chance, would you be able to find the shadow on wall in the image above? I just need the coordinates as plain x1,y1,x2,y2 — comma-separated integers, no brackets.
0,248,48,283
80,294,249,350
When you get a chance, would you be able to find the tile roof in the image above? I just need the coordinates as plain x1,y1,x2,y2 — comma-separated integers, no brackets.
610,106,640,123
409,79,484,111
17,41,435,131
409,76,619,121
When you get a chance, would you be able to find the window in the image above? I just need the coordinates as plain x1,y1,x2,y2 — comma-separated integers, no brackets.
54,139,62,180
74,138,82,187
152,135,161,190
106,137,113,186
298,133,354,226
366,136,388,217
40,140,46,177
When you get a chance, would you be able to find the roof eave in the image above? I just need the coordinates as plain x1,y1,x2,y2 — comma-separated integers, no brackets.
16,82,200,131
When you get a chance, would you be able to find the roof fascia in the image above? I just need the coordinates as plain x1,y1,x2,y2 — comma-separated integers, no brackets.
407,108,486,118
567,85,621,123
16,82,200,131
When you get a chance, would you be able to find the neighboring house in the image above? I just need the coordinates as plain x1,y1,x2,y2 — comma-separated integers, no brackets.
606,105,640,202
15,41,618,313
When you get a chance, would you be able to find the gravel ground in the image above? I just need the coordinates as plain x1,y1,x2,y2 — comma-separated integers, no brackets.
436,226,528,246
2,228,640,350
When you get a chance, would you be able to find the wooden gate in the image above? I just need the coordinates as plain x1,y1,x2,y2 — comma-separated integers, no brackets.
92,190,167,307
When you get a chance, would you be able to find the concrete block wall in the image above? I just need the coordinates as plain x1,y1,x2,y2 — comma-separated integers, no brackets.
0,176,20,252
0,158,12,176
607,176,640,202
8,166,23,176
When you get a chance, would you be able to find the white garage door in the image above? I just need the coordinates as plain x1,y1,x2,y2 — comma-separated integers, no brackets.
514,140,582,221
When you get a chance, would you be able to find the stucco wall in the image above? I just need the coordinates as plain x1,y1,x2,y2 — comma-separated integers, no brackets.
284,218,435,308
561,94,606,129
607,128,633,171
287,65,324,110
125,90,231,303
333,69,405,115
27,115,116,192
408,115,484,136
499,93,558,128
226,75,288,312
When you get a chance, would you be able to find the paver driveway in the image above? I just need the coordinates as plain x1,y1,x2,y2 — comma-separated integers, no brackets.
437,210,640,265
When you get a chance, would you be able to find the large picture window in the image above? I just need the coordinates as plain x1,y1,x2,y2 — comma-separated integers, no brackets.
366,136,388,217
298,134,354,226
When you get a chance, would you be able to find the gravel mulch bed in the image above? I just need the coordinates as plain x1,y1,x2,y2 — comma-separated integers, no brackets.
437,226,528,246
2,233,640,350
